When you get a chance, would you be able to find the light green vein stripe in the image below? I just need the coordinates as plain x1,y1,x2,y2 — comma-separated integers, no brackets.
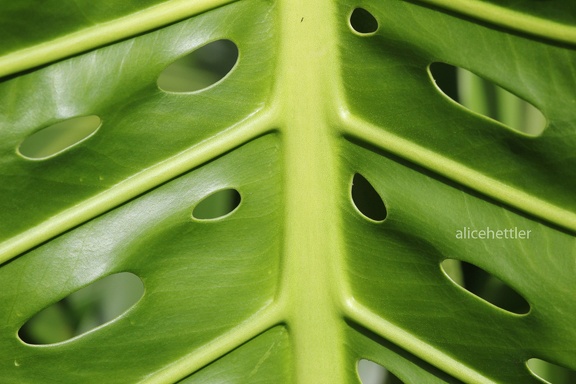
344,298,497,384
0,109,274,265
340,113,576,233
140,304,283,383
407,0,576,46
0,0,236,78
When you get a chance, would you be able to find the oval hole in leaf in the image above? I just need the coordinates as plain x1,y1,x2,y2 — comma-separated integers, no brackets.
18,115,101,160
19,272,144,345
351,173,387,222
193,188,241,220
441,259,530,314
527,358,576,383
358,359,403,384
157,39,239,93
429,62,546,136
350,8,379,34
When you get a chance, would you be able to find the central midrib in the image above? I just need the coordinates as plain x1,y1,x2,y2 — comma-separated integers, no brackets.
275,0,347,382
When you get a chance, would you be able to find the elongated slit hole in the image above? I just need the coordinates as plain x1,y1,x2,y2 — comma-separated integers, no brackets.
157,39,238,93
429,62,546,136
18,115,101,160
358,359,403,383
192,189,241,220
19,272,144,345
527,358,576,383
441,259,530,314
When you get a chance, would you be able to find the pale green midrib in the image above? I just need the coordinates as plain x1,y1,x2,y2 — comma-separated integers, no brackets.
0,0,236,79
407,0,576,46
341,114,576,233
0,110,273,265
344,299,498,384
275,0,347,383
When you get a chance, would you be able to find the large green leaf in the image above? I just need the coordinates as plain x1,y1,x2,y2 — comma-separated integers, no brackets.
1,0,574,383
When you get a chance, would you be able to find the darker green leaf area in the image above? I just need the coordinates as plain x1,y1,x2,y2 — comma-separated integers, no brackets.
0,0,275,242
0,0,171,56
340,139,576,383
340,0,576,218
0,135,283,383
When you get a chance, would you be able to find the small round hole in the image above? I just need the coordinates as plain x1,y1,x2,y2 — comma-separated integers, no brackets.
18,115,101,160
157,39,238,93
351,173,387,222
192,189,241,220
350,8,379,34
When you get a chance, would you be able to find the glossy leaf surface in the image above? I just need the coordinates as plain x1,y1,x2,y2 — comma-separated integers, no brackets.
0,0,575,383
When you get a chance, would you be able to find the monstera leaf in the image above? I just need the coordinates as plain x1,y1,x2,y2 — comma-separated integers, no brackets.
1,0,575,383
